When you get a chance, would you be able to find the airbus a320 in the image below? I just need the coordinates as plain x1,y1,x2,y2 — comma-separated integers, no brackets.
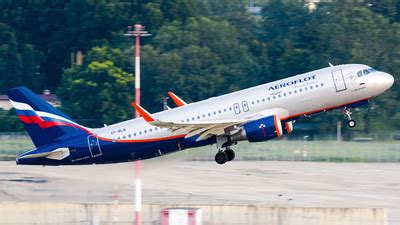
8,64,394,165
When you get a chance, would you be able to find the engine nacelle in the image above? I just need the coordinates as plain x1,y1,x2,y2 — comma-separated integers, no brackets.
232,115,283,143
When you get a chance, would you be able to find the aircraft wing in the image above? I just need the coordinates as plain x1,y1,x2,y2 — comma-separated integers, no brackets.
132,102,291,141
151,119,247,140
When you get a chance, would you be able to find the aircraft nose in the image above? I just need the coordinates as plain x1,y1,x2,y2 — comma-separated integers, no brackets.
376,72,394,91
381,72,394,90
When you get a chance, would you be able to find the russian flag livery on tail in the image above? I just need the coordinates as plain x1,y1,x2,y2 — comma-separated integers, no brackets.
8,87,88,147
8,64,394,165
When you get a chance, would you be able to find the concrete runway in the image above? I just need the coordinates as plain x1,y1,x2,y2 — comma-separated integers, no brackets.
0,156,400,224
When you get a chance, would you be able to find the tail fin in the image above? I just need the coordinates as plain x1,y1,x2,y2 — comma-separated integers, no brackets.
7,86,87,147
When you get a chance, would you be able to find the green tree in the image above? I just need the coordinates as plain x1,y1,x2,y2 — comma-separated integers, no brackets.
136,16,266,112
58,46,134,127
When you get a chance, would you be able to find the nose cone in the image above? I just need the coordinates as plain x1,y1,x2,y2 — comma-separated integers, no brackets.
383,73,394,90
376,72,394,92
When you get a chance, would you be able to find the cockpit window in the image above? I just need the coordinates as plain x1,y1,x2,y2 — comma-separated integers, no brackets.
357,68,377,77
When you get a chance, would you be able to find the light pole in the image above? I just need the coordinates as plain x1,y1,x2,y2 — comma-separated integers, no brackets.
124,24,151,225
125,24,151,117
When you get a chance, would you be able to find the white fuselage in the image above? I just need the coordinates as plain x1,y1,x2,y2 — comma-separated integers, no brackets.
94,64,394,142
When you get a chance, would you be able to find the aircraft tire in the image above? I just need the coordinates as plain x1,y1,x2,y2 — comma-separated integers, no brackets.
348,120,356,128
225,149,235,161
215,152,228,164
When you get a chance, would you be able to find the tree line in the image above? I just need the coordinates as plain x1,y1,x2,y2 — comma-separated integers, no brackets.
0,0,399,135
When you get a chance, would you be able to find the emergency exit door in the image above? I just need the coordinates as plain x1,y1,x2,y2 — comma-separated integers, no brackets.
87,135,102,157
332,69,347,92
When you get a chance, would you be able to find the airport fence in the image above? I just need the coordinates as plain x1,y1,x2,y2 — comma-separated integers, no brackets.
0,132,400,163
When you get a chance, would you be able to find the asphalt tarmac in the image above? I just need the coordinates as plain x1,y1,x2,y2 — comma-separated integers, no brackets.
0,156,399,224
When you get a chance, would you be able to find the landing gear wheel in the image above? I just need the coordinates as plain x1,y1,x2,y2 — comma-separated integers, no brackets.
347,119,356,128
215,152,228,164
225,149,235,161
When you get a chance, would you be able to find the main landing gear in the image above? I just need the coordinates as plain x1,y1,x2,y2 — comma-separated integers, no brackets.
342,108,357,128
215,147,235,165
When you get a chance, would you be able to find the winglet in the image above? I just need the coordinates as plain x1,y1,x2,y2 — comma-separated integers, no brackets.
131,102,155,122
167,92,187,107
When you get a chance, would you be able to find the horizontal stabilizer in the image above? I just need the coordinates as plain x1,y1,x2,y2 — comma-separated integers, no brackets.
19,148,70,160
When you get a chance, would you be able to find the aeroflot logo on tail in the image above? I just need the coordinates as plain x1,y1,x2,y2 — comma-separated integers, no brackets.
268,75,316,91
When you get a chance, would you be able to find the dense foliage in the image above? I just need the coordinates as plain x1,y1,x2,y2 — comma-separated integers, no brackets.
0,0,399,132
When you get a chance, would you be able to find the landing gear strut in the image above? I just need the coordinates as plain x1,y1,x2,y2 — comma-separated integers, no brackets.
342,108,356,128
214,148,236,165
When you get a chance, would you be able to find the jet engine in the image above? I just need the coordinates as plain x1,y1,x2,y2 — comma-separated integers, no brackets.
231,115,283,143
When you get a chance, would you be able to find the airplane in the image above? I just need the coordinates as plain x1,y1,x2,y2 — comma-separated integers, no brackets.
8,64,394,165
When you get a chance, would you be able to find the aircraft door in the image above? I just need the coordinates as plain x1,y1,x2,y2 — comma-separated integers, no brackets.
233,103,241,114
87,135,103,157
332,70,347,92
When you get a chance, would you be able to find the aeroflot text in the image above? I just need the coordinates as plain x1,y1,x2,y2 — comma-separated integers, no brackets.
268,75,317,91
